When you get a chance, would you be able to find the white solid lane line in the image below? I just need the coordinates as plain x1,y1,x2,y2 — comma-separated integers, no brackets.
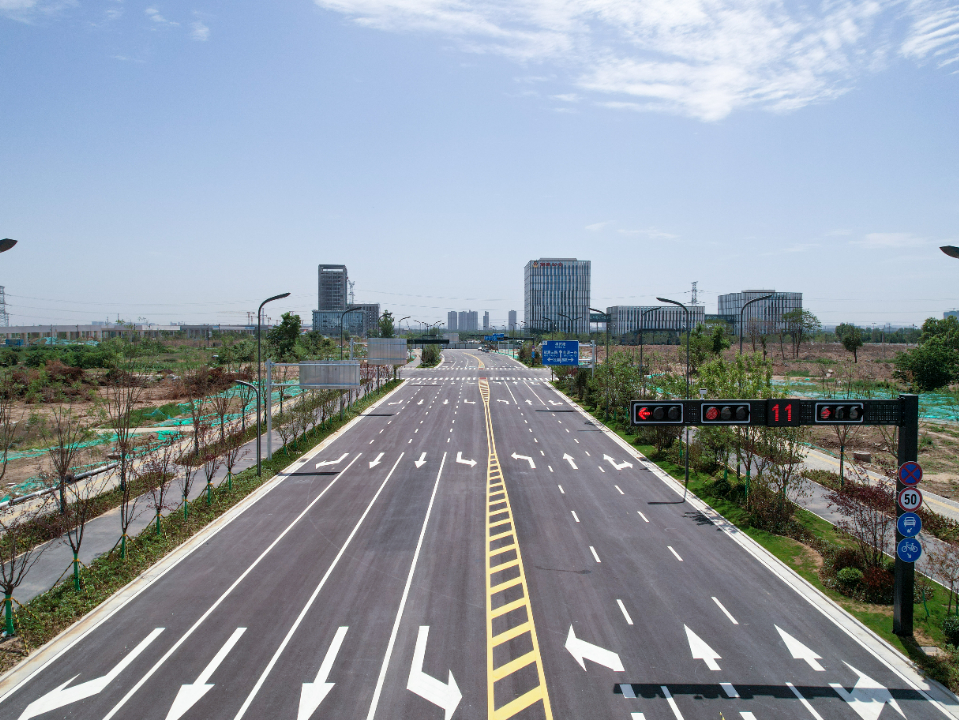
589,546,601,563
712,597,739,625
615,485,624,494
571,511,580,523
667,546,683,561
616,599,633,625
661,686,685,720
638,512,649,523
786,682,826,720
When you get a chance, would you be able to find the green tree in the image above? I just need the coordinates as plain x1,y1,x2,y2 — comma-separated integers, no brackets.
836,323,864,363
782,309,820,358
894,337,958,391
267,312,302,362
680,323,730,373
379,311,395,338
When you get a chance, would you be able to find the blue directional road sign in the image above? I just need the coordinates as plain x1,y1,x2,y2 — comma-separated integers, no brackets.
897,512,922,538
897,537,923,563
541,340,580,366
899,461,922,486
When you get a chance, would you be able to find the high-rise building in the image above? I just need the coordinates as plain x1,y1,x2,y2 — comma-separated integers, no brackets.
524,258,590,334
717,290,802,336
508,310,517,331
483,311,490,330
447,311,458,332
318,265,348,311
458,311,468,332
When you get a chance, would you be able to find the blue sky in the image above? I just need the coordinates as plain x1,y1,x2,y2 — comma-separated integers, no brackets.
1,0,958,329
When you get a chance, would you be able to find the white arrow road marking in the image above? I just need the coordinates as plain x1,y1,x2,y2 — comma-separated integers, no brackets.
165,628,246,720
298,626,348,720
17,628,164,720
524,399,533,405
830,664,906,720
603,454,634,471
369,453,384,469
443,399,448,404
418,400,424,405
388,401,403,405
406,626,462,720
511,453,535,468
316,453,349,468
496,399,510,404
562,454,578,470
565,626,624,672
776,626,824,671
548,400,563,406
685,626,721,671
464,399,476,404
455,452,476,467
415,453,428,469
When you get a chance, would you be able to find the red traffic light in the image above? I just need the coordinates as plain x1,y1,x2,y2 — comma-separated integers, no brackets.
815,402,865,424
637,406,651,420
700,402,751,424
631,401,684,424
705,406,719,421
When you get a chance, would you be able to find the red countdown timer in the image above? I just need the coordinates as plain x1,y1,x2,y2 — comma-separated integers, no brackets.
767,398,801,426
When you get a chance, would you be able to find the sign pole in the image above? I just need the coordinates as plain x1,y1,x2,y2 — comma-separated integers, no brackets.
893,393,919,636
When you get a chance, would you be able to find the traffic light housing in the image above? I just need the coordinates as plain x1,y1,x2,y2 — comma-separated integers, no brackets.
814,402,865,424
700,401,751,425
631,401,684,425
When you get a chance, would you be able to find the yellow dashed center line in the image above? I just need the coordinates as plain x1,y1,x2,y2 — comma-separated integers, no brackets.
480,378,553,720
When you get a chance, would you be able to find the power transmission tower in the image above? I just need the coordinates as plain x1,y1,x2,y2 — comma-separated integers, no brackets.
0,286,8,327
690,281,699,305
348,280,356,305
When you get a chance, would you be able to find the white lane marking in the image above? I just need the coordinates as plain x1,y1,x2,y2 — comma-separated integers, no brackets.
668,546,683,561
584,451,590,457
599,467,605,473
562,453,578,469
638,512,649,523
414,453,427,469
571,511,580,523
540,450,545,455
548,466,553,472
558,485,564,494
17,629,164,720
406,626,461,720
712,597,738,625
631,714,645,720
574,439,579,443
786,682,827,720
589,546,601,563
369,440,375,444
367,453,449,720
101,455,363,720
615,485,624,494
685,626,721,671
232,454,406,720
369,453,384,468
616,599,633,625
316,452,349,468
298,626,348,720
511,452,535,468
740,714,757,720
830,664,905,720
720,682,739,698
455,452,476,467
564,626,624,671
662,686,686,720
776,626,824,671
165,628,247,720
619,683,636,698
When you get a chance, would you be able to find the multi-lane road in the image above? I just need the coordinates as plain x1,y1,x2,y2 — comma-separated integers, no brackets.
1,349,956,720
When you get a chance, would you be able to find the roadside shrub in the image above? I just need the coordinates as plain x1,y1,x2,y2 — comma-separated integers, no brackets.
944,616,959,647
748,485,794,533
0,349,18,367
861,567,895,604
836,567,864,593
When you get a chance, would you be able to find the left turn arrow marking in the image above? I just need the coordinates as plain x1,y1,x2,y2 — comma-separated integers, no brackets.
164,628,246,720
18,628,164,720
564,626,624,671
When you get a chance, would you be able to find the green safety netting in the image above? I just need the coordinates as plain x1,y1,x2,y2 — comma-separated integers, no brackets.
772,378,957,423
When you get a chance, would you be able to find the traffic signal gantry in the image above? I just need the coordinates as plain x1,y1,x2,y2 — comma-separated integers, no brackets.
631,394,921,638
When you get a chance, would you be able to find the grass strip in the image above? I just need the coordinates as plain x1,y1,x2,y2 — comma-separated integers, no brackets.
0,379,402,674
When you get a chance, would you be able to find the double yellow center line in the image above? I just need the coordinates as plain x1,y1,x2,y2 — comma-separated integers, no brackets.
480,378,553,720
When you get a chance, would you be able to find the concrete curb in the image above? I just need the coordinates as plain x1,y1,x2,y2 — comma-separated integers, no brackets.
0,380,408,700
544,382,959,718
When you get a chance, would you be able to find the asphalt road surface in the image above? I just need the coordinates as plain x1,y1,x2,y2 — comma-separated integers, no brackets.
1,349,956,720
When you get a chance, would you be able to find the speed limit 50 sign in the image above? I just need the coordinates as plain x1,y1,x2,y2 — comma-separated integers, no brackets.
898,487,923,513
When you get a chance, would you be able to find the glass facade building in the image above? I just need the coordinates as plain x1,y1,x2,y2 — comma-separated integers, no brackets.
717,290,803,336
524,258,590,335
607,305,706,339
317,265,348,311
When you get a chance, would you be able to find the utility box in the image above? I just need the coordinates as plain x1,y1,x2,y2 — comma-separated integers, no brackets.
366,338,408,365
299,361,361,388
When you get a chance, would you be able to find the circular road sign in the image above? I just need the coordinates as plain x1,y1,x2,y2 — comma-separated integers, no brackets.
898,487,923,512
897,537,923,563
899,461,923,486
897,512,922,538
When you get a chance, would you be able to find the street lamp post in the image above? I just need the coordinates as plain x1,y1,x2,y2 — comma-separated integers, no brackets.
941,246,959,259
639,307,658,397
340,306,362,359
256,293,290,474
657,297,691,499
234,379,262,477
739,294,774,355
0,239,17,254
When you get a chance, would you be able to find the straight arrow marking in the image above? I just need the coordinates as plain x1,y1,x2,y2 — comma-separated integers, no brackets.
369,453,384,469
684,626,721,671
165,628,246,720
564,626,624,672
455,452,476,467
298,626,348,720
17,628,164,720
776,626,824,671
511,452,535,469
562,453,578,470
415,453,427,468
830,664,906,720
407,626,462,720
317,453,349,468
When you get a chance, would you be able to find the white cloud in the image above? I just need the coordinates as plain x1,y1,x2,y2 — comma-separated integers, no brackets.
585,221,612,231
190,20,209,40
145,6,177,26
618,226,680,240
853,232,930,247
552,93,580,102
312,0,959,120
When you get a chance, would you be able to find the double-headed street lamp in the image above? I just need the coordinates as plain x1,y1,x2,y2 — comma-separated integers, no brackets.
657,296,691,498
941,246,959,259
557,312,582,337
340,306,363,359
234,380,262,477
739,294,774,355
638,306,658,396
256,293,290,468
